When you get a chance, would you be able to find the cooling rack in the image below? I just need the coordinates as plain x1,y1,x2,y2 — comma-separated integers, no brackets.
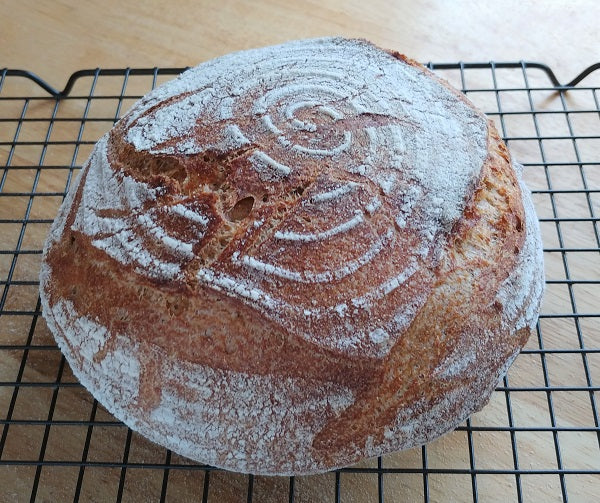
1,62,599,503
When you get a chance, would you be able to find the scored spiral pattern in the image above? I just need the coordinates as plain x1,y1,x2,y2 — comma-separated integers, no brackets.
114,38,492,356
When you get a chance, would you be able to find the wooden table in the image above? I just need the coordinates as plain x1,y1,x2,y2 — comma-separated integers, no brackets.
3,0,600,90
1,1,599,502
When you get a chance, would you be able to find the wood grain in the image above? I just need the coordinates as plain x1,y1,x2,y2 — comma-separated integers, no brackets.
2,0,600,90
1,1,600,501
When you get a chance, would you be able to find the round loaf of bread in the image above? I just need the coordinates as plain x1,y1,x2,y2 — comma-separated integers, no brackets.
40,38,544,475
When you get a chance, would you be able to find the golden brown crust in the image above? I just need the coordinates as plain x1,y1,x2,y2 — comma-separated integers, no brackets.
311,123,529,461
40,38,544,474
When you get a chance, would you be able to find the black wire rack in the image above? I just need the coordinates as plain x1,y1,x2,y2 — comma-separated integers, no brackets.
1,62,600,502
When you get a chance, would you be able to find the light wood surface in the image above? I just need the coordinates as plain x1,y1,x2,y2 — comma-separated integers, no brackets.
1,1,600,502
2,0,600,89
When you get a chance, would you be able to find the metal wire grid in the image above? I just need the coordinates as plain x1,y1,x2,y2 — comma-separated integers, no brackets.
0,62,599,502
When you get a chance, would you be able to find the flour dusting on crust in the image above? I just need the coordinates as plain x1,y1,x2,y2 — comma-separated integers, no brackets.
42,297,355,474
496,163,545,330
39,38,545,475
116,37,490,356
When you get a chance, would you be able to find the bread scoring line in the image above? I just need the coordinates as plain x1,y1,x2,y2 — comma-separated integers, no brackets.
233,228,394,283
273,210,364,242
168,203,210,226
309,182,358,203
195,258,419,322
